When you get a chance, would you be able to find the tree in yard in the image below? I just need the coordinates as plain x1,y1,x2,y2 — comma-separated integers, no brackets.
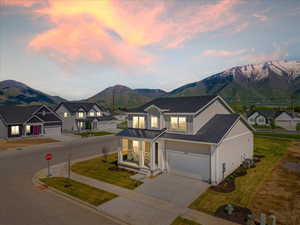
102,146,109,162
296,123,300,134
270,119,276,132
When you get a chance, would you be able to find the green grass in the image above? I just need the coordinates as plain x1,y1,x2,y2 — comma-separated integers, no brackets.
189,136,291,214
41,177,117,206
170,217,202,225
117,121,127,129
253,125,284,130
71,154,142,189
255,132,300,140
76,131,113,137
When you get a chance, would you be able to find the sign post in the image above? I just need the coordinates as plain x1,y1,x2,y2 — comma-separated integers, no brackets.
45,153,53,177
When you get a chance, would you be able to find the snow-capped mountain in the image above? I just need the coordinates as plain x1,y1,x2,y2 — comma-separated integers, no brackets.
169,60,300,105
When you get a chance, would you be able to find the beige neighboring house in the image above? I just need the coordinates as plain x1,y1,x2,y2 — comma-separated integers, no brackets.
55,102,109,132
116,95,254,185
247,110,300,130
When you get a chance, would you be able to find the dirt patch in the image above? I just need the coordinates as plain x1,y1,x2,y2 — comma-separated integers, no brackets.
249,142,300,225
0,138,59,151
215,204,252,225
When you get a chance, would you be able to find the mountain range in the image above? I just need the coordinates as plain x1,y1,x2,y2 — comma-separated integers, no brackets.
1,60,300,109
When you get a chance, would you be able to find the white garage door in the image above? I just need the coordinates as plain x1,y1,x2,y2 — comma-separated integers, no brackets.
44,126,61,136
167,150,210,181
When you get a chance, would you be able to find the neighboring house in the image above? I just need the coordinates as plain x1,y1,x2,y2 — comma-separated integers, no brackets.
55,102,108,132
0,105,62,138
247,110,300,130
116,95,254,184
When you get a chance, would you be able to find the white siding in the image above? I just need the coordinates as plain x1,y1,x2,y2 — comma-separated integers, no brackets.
193,99,231,134
55,105,76,131
247,112,259,125
275,112,299,130
214,119,253,184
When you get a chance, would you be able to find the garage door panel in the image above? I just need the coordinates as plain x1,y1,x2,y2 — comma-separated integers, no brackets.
44,126,61,136
167,150,210,181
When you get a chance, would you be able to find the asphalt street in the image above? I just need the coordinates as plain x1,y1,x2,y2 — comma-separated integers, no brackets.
0,135,121,225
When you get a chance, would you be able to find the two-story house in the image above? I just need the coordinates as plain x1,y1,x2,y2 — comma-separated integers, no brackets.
55,101,108,132
117,95,254,184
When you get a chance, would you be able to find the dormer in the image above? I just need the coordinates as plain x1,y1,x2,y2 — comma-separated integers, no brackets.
144,104,169,130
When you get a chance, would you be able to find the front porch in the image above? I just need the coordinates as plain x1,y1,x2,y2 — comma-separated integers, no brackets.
118,138,163,176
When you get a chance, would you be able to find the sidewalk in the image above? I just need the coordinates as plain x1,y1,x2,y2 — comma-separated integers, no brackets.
35,159,238,225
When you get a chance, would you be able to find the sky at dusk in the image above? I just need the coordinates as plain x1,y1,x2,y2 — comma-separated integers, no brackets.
1,0,300,100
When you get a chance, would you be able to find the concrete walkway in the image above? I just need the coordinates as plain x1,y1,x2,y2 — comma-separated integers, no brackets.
38,161,238,225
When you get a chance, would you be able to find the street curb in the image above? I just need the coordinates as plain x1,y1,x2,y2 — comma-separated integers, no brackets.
32,153,131,225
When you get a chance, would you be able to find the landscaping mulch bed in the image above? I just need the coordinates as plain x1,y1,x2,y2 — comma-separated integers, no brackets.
215,204,252,225
108,166,137,175
210,166,248,193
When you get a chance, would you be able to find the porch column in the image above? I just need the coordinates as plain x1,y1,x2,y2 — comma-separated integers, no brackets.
118,139,123,163
150,142,155,170
139,141,145,168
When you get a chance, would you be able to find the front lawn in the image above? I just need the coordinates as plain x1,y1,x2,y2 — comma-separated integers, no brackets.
75,131,113,137
41,177,117,206
190,136,291,214
171,217,202,225
71,154,142,189
255,132,300,140
0,138,59,151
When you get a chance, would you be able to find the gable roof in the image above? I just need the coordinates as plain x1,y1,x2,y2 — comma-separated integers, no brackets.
162,114,241,144
247,110,295,120
56,101,105,113
0,105,41,124
128,95,218,113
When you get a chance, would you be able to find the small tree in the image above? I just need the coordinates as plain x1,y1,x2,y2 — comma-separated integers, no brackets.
270,119,276,132
102,146,109,162
296,123,300,134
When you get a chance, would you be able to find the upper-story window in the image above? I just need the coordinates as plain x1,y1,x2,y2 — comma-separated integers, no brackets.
78,112,84,118
170,116,186,131
89,111,95,117
97,112,101,117
151,116,158,128
64,112,68,118
133,116,145,129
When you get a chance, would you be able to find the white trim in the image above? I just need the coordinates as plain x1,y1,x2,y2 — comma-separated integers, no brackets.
144,104,169,112
161,137,216,145
24,115,44,124
223,131,252,142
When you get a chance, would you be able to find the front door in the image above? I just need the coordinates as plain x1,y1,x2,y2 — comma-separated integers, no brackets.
132,140,140,162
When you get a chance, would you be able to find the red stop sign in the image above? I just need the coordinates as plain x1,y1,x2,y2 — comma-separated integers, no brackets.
45,153,53,161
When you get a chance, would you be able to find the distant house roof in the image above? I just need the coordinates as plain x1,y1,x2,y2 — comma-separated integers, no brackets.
0,105,61,125
127,95,218,113
116,128,166,140
56,101,105,113
247,110,295,119
162,114,241,144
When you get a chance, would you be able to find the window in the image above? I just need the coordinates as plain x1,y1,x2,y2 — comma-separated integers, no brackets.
79,122,84,128
132,116,145,128
96,112,101,116
11,126,20,135
89,111,95,117
64,112,68,118
26,125,31,134
170,116,186,131
151,116,158,128
258,118,265,123
78,112,84,118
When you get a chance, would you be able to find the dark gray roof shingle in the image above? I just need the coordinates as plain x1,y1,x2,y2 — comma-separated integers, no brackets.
57,101,105,113
128,95,217,113
0,105,41,124
162,114,240,144
116,128,166,139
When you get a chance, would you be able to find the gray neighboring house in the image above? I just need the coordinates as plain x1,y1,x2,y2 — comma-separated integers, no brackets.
117,95,254,184
55,101,109,132
0,105,62,138
247,110,300,130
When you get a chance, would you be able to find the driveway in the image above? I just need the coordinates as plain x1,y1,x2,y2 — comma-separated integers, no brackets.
135,173,209,207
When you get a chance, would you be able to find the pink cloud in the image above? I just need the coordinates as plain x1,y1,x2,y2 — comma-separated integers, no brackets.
203,49,247,57
2,0,45,8
25,0,243,70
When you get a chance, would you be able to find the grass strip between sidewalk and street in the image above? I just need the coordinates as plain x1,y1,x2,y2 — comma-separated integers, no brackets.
170,217,202,225
71,154,143,189
41,177,117,206
254,132,300,140
75,131,113,137
189,136,291,214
